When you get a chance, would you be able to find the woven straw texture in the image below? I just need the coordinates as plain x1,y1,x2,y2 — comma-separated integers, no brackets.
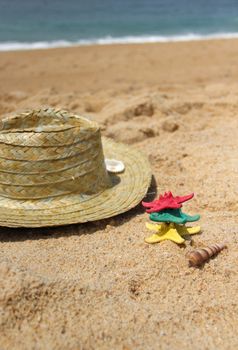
0,108,151,227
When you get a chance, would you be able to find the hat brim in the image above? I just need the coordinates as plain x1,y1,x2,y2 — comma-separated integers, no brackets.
0,137,152,227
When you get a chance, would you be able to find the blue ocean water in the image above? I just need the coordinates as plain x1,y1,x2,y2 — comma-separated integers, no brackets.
1,0,238,50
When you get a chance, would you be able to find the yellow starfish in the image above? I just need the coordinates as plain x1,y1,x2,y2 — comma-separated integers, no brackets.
145,222,201,244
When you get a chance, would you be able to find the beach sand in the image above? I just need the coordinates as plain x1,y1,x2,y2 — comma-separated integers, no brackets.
0,39,238,349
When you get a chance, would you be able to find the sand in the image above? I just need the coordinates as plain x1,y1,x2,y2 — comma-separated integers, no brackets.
0,39,238,349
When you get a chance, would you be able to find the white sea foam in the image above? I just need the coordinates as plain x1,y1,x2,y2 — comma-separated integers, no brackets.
1,32,238,51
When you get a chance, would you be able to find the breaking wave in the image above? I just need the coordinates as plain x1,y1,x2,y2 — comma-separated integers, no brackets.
1,32,238,51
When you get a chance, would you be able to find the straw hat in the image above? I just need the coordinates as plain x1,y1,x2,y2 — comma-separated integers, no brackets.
0,108,151,227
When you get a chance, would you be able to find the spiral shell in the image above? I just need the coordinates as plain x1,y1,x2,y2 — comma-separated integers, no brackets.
186,243,227,267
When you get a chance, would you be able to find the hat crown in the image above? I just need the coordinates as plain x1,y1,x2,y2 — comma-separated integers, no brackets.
0,109,110,200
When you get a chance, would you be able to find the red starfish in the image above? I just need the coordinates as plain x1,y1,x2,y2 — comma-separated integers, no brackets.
142,192,194,213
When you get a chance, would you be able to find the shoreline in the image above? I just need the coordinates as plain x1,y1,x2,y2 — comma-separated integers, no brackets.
1,32,238,52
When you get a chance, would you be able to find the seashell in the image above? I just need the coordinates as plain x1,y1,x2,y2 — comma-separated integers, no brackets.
105,158,125,173
186,243,227,267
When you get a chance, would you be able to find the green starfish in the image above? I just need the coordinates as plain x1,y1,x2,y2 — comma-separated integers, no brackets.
149,208,200,224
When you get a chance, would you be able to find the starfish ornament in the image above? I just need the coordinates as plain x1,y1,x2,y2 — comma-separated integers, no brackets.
142,191,194,213
145,222,201,244
149,208,200,224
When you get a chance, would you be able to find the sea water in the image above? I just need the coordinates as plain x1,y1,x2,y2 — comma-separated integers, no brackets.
1,0,238,51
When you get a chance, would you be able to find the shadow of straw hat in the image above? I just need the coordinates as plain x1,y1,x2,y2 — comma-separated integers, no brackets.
0,108,152,227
